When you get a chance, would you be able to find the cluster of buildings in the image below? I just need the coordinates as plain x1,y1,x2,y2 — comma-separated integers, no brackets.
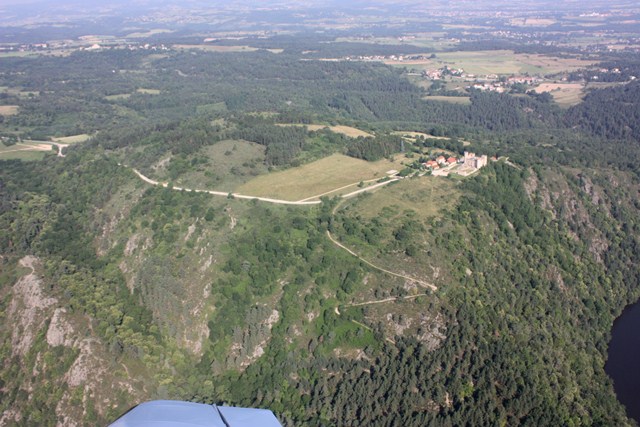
422,152,488,171
343,54,433,62
423,155,458,169
421,151,490,177
0,40,170,54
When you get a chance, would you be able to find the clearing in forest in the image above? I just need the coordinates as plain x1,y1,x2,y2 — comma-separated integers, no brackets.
173,44,261,53
0,105,19,116
166,139,268,192
534,83,585,107
346,177,460,222
392,131,471,146
136,88,161,95
386,50,594,75
278,124,373,138
0,142,52,160
423,95,471,105
52,134,91,144
237,153,406,201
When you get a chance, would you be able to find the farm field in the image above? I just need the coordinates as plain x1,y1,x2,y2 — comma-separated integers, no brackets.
0,86,38,98
237,153,406,201
278,123,373,138
173,44,260,53
509,18,557,27
534,83,585,107
333,34,456,50
105,93,131,101
0,141,52,160
392,131,471,146
423,95,471,105
0,105,19,116
52,134,91,144
136,88,161,95
385,50,594,75
125,29,174,38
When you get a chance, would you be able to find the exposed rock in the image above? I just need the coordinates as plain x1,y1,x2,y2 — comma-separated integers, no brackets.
387,313,412,336
416,313,447,351
46,308,74,347
65,340,104,387
0,408,22,425
8,256,57,356
228,307,280,370
124,233,141,256
184,223,196,242
5,256,145,426
523,171,538,200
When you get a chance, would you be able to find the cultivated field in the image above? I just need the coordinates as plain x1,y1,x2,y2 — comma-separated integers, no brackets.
423,95,471,105
509,18,557,27
0,141,52,160
125,29,174,38
0,86,38,98
279,124,373,138
53,134,91,144
105,94,131,101
333,34,456,51
386,50,594,75
136,88,161,95
0,105,19,116
534,83,585,107
173,44,259,53
237,153,406,200
392,131,471,146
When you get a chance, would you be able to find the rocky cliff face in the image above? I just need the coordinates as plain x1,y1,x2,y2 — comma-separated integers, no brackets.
0,256,148,426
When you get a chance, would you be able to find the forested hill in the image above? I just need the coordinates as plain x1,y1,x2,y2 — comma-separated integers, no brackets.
3,49,637,142
564,80,640,141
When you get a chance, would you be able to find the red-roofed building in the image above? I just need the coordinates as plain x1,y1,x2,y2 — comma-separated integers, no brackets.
447,157,457,164
425,160,439,169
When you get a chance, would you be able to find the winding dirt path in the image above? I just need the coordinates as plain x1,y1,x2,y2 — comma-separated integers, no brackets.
130,168,321,205
343,293,430,308
326,229,437,292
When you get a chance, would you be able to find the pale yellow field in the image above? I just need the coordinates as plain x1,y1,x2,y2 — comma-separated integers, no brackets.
0,105,19,116
392,131,471,146
52,134,91,144
509,18,557,27
0,142,53,160
423,95,471,105
136,88,161,95
385,50,594,76
106,93,131,101
279,124,373,138
125,29,174,38
173,44,259,53
392,131,448,140
534,83,585,107
237,153,406,200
